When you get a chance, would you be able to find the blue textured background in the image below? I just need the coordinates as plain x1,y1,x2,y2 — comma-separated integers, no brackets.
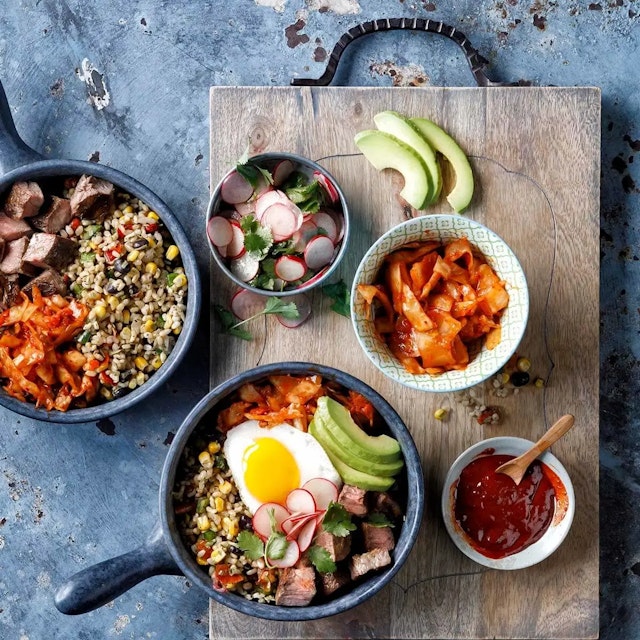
0,1,637,638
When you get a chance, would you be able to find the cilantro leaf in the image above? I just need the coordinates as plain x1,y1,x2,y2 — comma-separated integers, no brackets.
214,297,298,340
240,215,273,259
367,513,395,528
271,240,297,257
213,304,252,340
237,531,264,560
284,173,324,213
307,545,337,574
265,532,288,562
263,297,299,319
321,501,356,537
322,280,351,317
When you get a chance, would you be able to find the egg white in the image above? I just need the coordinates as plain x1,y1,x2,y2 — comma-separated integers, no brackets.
223,419,342,514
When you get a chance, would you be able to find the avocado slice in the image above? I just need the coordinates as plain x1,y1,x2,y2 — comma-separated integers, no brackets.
313,396,401,464
374,110,442,205
309,418,404,478
410,117,474,213
354,129,431,210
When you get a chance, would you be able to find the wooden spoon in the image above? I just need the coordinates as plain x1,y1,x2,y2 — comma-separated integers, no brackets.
495,414,575,485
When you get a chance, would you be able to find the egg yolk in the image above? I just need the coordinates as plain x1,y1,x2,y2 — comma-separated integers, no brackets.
243,437,300,505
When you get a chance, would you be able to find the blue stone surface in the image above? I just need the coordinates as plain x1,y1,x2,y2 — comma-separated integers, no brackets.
0,1,637,638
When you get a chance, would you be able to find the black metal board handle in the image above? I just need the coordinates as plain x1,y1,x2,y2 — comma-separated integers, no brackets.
291,17,529,87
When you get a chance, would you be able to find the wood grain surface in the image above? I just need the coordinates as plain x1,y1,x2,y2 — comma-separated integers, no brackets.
208,86,600,639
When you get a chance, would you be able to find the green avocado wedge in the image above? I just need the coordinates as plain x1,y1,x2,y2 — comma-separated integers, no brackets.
309,417,404,478
313,396,402,464
374,110,442,205
410,117,474,213
354,129,431,210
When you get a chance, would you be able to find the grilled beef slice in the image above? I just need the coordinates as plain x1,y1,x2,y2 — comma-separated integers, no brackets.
274,558,317,606
319,568,351,597
314,529,351,562
0,273,20,310
0,238,4,262
22,269,68,298
361,522,396,552
23,233,78,271
0,213,34,242
338,484,368,517
370,492,403,520
31,196,72,233
0,237,38,275
70,174,114,220
4,181,44,219
349,548,392,580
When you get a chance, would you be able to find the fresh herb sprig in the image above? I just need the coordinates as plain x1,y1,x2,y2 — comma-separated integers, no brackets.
321,501,356,537
366,513,395,528
322,280,350,317
307,544,337,573
236,508,290,568
214,297,299,341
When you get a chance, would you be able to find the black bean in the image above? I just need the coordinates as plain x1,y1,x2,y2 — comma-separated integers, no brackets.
126,284,139,296
132,238,149,249
239,515,253,531
105,281,120,294
112,385,131,399
113,258,131,276
511,371,530,387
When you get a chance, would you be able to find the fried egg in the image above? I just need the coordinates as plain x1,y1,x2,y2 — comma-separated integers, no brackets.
223,419,342,514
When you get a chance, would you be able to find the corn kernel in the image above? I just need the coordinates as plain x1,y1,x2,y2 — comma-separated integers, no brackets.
123,205,134,214
210,549,226,564
172,326,182,335
94,304,108,320
127,250,140,262
434,408,447,421
143,319,155,333
122,309,131,324
196,556,209,566
198,451,212,467
516,357,531,372
227,519,239,538
165,245,180,261
147,237,156,248
208,442,221,454
107,295,119,310
134,356,148,370
147,211,159,220
499,372,510,385
196,515,211,532
151,357,163,370
145,261,158,275
534,377,546,388
135,371,146,386
171,274,187,288
214,497,225,513
219,481,232,495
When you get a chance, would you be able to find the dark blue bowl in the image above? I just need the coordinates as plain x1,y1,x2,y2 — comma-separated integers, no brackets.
54,362,425,620
0,81,201,423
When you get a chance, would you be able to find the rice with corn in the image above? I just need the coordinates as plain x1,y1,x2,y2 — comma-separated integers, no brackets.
63,189,188,401
173,439,278,602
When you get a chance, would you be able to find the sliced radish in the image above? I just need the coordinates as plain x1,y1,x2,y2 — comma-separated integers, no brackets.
313,170,340,204
272,159,295,186
217,243,228,258
262,203,301,242
220,170,253,204
312,212,338,243
284,513,317,541
207,216,234,248
255,190,290,221
285,488,316,515
254,173,272,197
296,518,318,553
292,220,318,253
268,540,300,568
235,200,255,217
303,266,330,288
324,209,345,243
230,289,267,320
252,503,290,540
302,478,339,511
304,235,335,271
277,293,311,329
275,255,306,282
226,221,246,259
229,253,260,282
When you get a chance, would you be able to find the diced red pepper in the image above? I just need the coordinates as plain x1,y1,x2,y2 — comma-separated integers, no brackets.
70,217,81,230
145,222,158,233
99,371,115,386
213,563,244,590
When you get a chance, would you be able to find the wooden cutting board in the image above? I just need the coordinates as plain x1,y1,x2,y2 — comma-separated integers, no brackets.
208,86,600,639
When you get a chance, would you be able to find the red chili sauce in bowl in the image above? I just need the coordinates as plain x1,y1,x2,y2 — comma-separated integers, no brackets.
453,453,565,559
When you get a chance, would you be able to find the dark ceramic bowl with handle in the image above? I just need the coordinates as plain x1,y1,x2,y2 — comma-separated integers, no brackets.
0,80,201,423
54,362,424,621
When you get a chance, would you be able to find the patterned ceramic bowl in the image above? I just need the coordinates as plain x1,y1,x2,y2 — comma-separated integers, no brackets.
350,215,528,393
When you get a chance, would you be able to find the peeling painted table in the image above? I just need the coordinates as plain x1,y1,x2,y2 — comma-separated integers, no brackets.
0,2,638,639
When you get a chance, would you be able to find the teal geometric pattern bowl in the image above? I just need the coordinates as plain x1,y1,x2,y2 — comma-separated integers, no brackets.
350,215,529,393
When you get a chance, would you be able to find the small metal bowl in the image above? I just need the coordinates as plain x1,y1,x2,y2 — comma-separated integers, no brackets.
351,214,529,393
441,436,575,570
207,152,349,297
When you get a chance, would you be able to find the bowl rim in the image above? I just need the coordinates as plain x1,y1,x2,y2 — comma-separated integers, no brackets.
350,213,529,393
160,361,425,621
440,436,575,570
206,152,350,297
0,160,202,423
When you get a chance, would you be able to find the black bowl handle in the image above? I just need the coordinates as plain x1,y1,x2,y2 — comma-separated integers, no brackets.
291,17,530,88
0,79,44,174
54,522,182,615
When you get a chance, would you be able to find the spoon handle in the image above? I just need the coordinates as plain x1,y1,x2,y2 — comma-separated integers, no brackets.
519,414,575,467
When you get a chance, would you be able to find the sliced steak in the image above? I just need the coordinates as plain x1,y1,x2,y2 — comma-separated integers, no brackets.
70,174,115,220
361,522,396,552
31,196,73,233
338,484,368,517
0,237,38,276
274,559,317,607
370,492,403,520
349,548,392,580
4,181,44,219
23,233,78,271
0,213,34,242
0,238,4,262
314,529,351,562
0,273,20,310
319,568,351,597
22,269,68,298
